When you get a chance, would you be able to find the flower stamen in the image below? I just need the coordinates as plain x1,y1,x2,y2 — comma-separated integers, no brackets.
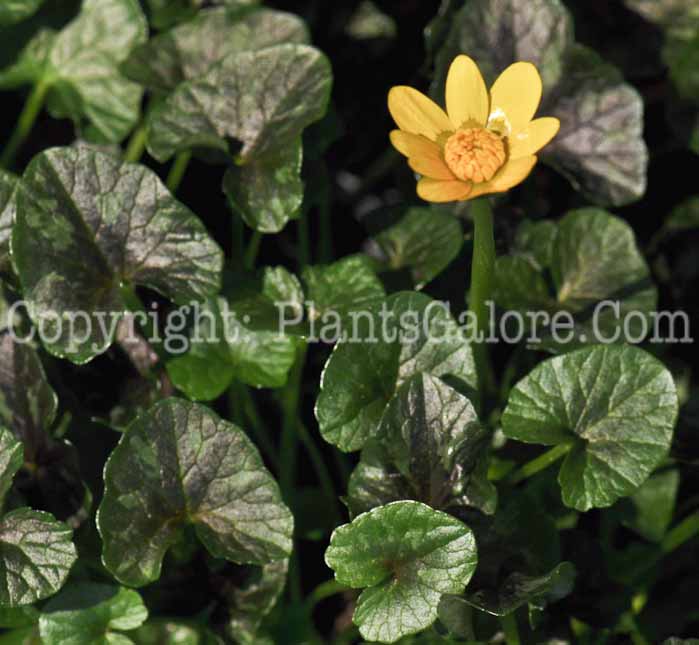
443,128,507,183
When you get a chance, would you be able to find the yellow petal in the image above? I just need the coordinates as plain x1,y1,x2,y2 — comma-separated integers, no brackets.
489,62,543,135
445,55,490,128
390,131,455,180
388,86,454,141
417,177,472,203
508,117,560,159
469,155,537,199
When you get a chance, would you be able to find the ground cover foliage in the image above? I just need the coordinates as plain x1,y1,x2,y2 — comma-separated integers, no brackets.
0,0,698,643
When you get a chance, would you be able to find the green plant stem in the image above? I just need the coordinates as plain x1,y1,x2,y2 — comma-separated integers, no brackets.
166,150,192,193
468,198,496,404
661,511,699,554
500,612,521,645
124,123,148,163
244,230,262,270
298,207,311,269
1,79,51,169
297,420,340,520
304,579,348,612
279,343,307,496
503,443,573,485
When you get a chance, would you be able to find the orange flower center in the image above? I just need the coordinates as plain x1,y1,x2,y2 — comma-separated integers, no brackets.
443,128,507,183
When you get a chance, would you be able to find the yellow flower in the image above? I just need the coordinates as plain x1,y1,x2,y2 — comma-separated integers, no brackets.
388,56,560,203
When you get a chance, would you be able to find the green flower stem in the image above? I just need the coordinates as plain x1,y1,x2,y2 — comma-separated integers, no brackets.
500,612,521,645
504,443,573,485
279,343,307,496
1,79,51,170
244,230,262,269
124,123,148,163
297,420,340,521
166,150,192,193
468,197,496,404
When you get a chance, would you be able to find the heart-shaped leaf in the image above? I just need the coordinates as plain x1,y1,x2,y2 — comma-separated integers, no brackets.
38,583,148,644
12,146,223,364
167,267,304,400
432,0,572,95
97,398,293,587
325,500,477,643
0,0,45,26
502,345,679,510
464,562,576,616
621,469,680,542
494,209,657,350
347,374,496,516
303,255,385,327
0,0,147,143
223,140,304,233
433,0,648,206
0,428,23,511
367,207,463,289
124,7,308,94
146,43,332,164
0,507,77,607
542,45,648,206
315,291,477,452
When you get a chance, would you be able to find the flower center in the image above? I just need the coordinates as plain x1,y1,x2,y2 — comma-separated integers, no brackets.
443,128,507,183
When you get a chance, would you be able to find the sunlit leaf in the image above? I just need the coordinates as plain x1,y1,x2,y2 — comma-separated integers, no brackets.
38,583,148,644
325,501,477,643
502,345,678,510
97,398,293,587
315,292,477,452
13,146,223,364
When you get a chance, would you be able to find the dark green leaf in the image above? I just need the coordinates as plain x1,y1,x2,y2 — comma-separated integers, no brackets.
502,345,678,510
146,43,332,163
132,619,222,645
0,1,45,25
38,583,148,644
0,171,17,269
378,373,496,513
315,291,477,452
223,140,303,233
0,429,23,511
344,442,413,518
303,255,385,326
345,1,397,40
432,0,572,94
0,508,76,606
325,501,477,643
0,0,147,142
369,208,463,288
226,559,288,644
168,267,303,399
124,8,308,94
663,196,699,235
622,469,680,542
436,596,476,640
494,209,657,349
0,606,39,629
13,146,223,364
664,33,699,100
465,562,576,616
97,398,293,587
542,45,648,206
0,335,58,460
